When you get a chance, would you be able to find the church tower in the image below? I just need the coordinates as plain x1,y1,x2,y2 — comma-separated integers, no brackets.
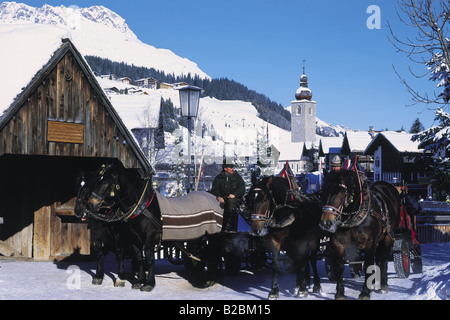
291,64,316,143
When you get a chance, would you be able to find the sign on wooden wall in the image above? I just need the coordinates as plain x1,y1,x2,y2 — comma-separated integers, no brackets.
47,121,84,144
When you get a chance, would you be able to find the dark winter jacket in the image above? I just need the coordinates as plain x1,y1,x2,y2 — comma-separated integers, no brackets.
210,171,246,199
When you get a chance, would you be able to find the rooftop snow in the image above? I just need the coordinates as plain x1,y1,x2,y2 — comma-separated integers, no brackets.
345,131,374,152
0,23,70,114
379,131,421,153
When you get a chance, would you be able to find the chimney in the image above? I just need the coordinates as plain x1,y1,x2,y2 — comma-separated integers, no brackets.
369,126,375,139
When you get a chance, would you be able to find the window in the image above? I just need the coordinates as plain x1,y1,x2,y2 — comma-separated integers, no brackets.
309,107,312,115
297,106,302,115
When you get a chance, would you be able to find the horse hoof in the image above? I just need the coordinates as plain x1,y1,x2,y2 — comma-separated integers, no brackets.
268,286,279,300
114,279,126,287
379,284,389,293
358,294,371,300
140,285,155,292
296,290,308,298
204,280,216,288
335,294,346,300
92,278,103,285
313,285,322,294
268,294,279,300
132,283,144,290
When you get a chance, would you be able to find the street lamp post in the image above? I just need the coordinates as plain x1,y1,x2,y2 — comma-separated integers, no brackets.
176,85,202,193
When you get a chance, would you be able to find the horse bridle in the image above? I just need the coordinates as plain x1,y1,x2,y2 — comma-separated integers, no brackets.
87,172,122,212
250,188,272,221
322,175,371,228
250,187,297,225
322,183,349,219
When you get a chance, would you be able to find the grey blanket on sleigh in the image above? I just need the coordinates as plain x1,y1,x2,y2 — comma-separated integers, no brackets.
156,191,224,241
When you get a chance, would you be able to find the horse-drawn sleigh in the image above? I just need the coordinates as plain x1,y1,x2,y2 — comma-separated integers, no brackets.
74,158,422,299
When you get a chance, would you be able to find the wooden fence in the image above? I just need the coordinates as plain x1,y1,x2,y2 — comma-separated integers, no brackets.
417,224,450,244
417,215,450,244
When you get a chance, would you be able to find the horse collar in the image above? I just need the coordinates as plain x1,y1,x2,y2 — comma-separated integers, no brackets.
123,179,153,221
339,178,371,228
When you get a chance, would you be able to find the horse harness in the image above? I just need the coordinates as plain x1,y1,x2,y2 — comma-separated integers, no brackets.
322,172,392,233
250,187,298,229
87,178,158,224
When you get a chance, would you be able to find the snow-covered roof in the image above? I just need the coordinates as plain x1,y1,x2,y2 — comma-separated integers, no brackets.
319,136,343,154
344,131,374,153
0,23,152,171
0,23,70,114
379,131,422,153
277,141,304,161
364,131,422,154
0,23,162,133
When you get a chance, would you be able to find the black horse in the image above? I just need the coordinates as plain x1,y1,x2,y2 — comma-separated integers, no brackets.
247,176,323,300
75,170,130,287
75,161,221,291
75,162,163,291
320,168,400,300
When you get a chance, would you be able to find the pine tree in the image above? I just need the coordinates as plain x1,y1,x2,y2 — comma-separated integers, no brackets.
413,108,450,197
413,108,449,154
84,55,291,130
154,104,165,150
409,118,425,133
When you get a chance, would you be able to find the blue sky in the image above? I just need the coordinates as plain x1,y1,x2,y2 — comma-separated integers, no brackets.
17,0,442,131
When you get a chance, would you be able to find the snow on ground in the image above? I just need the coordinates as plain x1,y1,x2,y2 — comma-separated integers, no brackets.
0,243,449,300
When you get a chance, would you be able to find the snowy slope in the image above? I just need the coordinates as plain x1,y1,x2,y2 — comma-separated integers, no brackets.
0,1,352,169
0,2,210,79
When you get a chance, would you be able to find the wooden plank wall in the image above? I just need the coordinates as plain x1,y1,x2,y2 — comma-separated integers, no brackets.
0,48,150,260
0,51,140,169
0,155,96,259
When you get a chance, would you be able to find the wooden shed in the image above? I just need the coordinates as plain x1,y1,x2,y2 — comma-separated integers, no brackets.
0,39,151,260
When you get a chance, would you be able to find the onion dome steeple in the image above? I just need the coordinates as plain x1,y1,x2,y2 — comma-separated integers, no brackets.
295,61,312,101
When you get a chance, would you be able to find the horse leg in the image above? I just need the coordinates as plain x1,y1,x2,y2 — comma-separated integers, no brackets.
295,256,309,298
333,253,346,300
114,231,126,287
205,234,222,287
268,239,281,300
140,232,160,292
376,236,392,293
309,249,322,294
359,248,377,300
131,242,145,290
92,239,105,285
293,241,309,298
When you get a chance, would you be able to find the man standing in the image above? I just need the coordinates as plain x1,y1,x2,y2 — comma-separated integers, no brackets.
211,162,245,232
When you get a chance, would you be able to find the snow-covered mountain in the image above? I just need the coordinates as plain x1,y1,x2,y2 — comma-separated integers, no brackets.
0,1,210,79
0,1,352,171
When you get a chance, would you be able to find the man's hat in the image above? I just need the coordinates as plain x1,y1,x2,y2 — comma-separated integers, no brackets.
222,158,235,168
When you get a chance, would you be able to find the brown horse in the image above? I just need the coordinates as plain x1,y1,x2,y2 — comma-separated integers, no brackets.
247,176,323,299
320,168,400,300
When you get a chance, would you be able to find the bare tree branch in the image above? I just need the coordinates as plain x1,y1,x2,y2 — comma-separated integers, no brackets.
389,0,450,110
